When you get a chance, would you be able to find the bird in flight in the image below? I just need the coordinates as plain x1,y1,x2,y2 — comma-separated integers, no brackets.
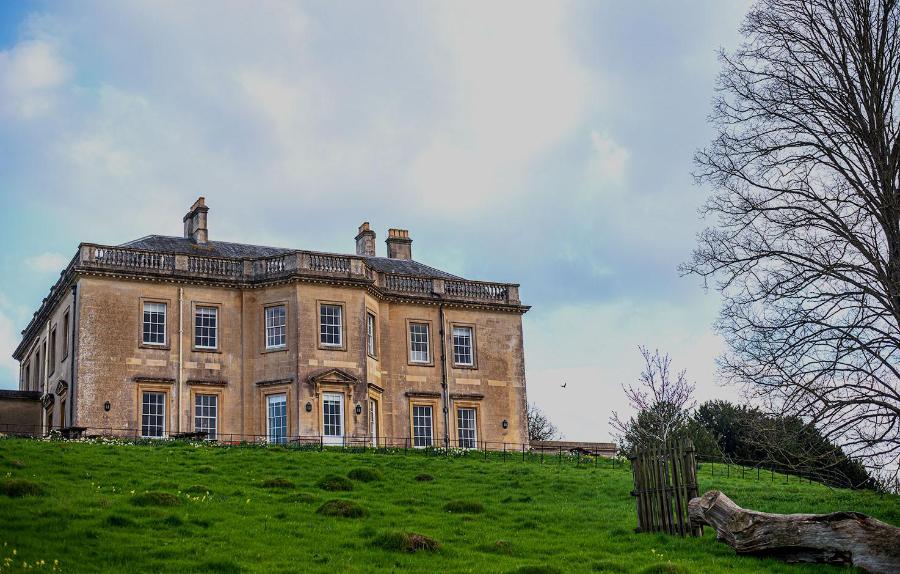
560,382,567,389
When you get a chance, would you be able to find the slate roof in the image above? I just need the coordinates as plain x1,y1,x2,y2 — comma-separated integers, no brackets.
121,235,461,279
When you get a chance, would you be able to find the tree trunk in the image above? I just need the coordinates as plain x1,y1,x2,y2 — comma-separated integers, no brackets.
688,490,900,574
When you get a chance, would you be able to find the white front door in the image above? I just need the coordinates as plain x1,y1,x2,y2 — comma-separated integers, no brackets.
322,392,344,446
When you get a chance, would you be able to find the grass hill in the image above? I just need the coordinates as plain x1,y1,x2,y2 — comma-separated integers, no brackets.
1,438,898,573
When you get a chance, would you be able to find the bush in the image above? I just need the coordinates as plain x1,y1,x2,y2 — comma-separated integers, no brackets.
1,479,44,497
261,478,295,489
373,531,440,553
317,474,353,491
316,499,368,518
130,491,181,507
414,473,434,482
443,500,484,514
348,468,383,482
184,484,211,494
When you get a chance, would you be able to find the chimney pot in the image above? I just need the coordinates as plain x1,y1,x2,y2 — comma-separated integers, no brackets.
386,228,412,260
355,221,376,257
183,196,209,244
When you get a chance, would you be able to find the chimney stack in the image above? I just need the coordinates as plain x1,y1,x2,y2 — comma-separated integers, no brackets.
355,222,376,257
183,197,209,244
386,228,412,260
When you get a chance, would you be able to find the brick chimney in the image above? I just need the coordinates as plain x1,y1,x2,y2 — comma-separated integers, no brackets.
183,197,209,244
386,228,412,260
355,222,376,257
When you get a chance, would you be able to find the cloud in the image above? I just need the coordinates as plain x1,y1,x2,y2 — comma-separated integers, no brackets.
0,39,70,119
25,252,68,273
588,130,629,186
0,295,20,388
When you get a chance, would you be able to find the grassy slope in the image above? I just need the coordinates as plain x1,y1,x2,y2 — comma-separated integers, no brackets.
1,439,898,574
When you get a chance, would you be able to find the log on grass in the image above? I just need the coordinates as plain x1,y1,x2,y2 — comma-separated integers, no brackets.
688,490,900,574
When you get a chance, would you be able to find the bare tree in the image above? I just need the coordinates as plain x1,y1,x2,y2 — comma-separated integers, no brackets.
526,402,559,441
611,347,696,451
683,0,900,481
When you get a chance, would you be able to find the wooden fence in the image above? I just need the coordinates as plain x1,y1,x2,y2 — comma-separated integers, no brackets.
629,440,702,537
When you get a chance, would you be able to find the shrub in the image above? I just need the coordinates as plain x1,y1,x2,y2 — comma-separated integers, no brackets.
284,492,316,504
1,479,43,497
316,499,368,518
414,473,434,482
373,531,440,553
261,478,295,489
130,491,181,507
184,484,211,494
348,468,383,482
317,474,353,491
443,500,484,514
104,514,136,527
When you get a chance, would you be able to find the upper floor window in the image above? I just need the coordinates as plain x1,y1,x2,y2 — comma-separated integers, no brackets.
61,310,69,360
452,326,474,366
366,312,376,357
143,302,167,346
409,322,430,363
320,304,343,347
195,306,218,349
265,305,286,349
49,327,57,374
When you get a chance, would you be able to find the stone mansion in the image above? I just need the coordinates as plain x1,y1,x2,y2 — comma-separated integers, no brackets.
11,198,530,448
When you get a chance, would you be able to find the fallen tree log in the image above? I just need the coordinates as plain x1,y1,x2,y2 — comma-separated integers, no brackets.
688,490,900,573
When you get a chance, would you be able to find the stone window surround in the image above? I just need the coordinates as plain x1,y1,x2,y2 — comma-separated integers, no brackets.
262,300,289,353
452,400,483,449
48,325,57,376
61,307,70,361
191,388,222,440
449,321,478,370
135,383,171,438
408,397,439,448
191,301,222,353
138,297,171,350
317,299,347,351
406,318,435,367
260,384,293,440
365,308,378,360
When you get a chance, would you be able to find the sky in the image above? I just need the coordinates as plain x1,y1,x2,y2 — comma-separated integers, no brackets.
0,0,753,441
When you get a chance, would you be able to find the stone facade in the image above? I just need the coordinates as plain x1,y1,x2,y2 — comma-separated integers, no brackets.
12,199,530,448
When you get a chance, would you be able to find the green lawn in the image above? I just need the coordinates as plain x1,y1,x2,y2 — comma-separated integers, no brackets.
1,438,898,573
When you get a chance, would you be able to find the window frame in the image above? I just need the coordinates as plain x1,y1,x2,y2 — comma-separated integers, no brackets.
366,311,377,358
48,326,57,376
263,302,288,351
406,319,434,366
455,405,480,449
140,299,169,348
321,391,345,445
192,302,221,352
61,308,69,361
266,392,288,444
193,392,219,441
410,402,435,448
317,300,346,351
140,390,167,438
450,322,478,369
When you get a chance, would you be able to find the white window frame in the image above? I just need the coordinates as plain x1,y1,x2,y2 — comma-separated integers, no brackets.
267,394,287,444
322,392,344,446
457,407,477,449
143,302,167,346
452,326,474,366
194,306,218,349
369,399,378,447
366,312,376,357
319,304,343,348
412,404,433,448
265,305,287,350
409,322,430,364
141,392,166,438
194,394,218,440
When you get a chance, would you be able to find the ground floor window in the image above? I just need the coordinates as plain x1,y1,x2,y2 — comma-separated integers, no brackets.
369,399,378,447
457,407,477,449
267,394,287,444
412,405,433,448
142,392,166,438
323,392,344,445
194,394,218,440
